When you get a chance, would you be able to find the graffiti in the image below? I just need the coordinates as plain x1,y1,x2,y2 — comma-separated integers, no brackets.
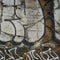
24,48,59,60
0,0,60,60
0,0,44,46
0,45,23,60
0,44,59,60
54,0,60,41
